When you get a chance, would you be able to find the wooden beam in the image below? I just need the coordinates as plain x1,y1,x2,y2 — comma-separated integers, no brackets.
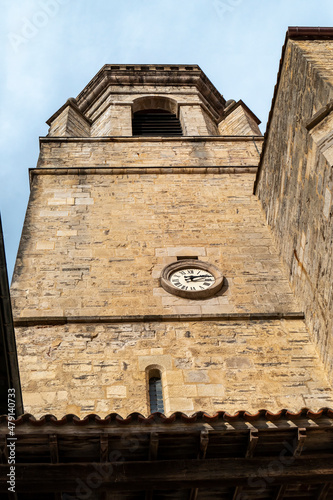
49,434,59,464
0,438,8,464
274,485,287,500
189,488,198,500
100,435,109,463
245,429,259,459
145,433,159,500
190,431,210,500
198,430,209,460
233,430,259,499
294,428,306,458
49,436,61,499
272,429,307,500
3,456,333,493
317,483,332,500
232,486,243,500
7,492,18,500
149,433,159,461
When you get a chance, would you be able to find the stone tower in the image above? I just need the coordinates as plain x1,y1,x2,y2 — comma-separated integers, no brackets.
11,62,333,419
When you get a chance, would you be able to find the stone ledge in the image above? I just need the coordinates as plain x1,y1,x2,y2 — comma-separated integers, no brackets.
39,135,264,143
29,166,258,181
14,312,305,327
305,100,333,130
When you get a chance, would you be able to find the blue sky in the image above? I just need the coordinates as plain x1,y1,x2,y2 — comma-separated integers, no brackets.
1,0,333,278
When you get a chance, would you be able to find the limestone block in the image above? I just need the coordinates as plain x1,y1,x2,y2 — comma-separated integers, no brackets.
167,398,194,412
36,241,55,250
179,105,210,136
218,102,261,136
197,384,224,397
168,384,197,397
184,370,209,383
47,103,91,137
91,104,132,137
56,230,77,236
225,357,254,369
106,386,127,398
138,354,173,371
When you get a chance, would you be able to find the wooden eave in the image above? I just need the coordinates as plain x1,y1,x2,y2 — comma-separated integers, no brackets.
1,410,333,499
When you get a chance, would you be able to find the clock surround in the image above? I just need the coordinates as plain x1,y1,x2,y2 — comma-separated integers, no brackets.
160,259,224,299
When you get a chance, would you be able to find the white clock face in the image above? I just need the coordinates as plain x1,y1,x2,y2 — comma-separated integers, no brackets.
170,268,215,292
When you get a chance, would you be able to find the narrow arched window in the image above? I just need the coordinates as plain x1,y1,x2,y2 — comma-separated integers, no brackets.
149,371,164,414
132,109,182,137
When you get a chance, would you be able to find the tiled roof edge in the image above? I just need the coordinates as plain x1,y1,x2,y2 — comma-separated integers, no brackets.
1,408,333,426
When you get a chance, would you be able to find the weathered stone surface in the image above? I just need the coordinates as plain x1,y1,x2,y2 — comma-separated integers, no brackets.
15,320,333,418
256,39,333,383
218,102,261,136
48,103,91,138
11,61,333,421
11,173,298,318
37,137,261,168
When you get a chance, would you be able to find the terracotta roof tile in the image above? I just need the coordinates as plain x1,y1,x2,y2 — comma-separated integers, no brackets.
1,407,333,426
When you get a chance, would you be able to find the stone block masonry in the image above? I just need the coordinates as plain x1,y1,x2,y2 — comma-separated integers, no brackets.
11,60,333,421
11,168,331,418
37,137,262,169
11,173,298,318
16,320,333,418
256,38,333,384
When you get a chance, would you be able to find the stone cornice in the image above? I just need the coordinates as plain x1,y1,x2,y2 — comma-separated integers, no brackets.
75,65,226,121
29,167,258,186
46,98,92,127
39,135,264,144
14,312,305,327
220,99,261,125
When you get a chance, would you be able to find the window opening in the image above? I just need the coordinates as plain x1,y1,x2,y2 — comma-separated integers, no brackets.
132,109,182,137
149,373,164,414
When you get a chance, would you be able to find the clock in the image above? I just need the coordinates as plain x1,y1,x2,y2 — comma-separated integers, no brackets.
160,259,224,299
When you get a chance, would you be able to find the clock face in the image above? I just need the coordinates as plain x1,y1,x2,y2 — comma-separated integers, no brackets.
160,259,224,300
170,268,215,292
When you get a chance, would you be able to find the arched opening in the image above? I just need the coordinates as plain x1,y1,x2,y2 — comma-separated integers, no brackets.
148,368,165,414
132,108,183,137
132,96,182,137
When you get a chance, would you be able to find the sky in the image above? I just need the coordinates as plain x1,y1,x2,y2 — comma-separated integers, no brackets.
1,0,333,278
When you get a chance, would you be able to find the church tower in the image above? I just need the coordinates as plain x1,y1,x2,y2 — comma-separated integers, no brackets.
11,63,333,418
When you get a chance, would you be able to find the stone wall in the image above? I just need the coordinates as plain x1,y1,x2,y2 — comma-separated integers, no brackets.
90,104,132,137
218,103,261,136
11,173,297,318
37,137,262,168
13,58,333,420
47,104,91,138
256,40,333,382
11,168,332,418
16,319,333,418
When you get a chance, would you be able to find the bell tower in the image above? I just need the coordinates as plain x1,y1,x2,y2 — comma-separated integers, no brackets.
11,64,333,418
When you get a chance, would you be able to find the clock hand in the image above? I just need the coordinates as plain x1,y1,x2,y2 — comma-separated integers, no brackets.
190,275,214,281
184,275,214,282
